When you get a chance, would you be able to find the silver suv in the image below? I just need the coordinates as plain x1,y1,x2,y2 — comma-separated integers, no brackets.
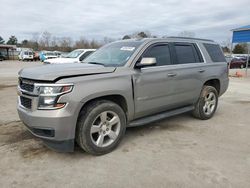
17,37,229,155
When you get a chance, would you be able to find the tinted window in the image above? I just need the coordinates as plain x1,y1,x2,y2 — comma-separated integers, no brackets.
79,51,94,61
203,43,226,62
143,44,171,66
174,44,201,64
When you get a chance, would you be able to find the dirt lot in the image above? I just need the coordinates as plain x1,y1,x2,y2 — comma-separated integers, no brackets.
0,61,250,188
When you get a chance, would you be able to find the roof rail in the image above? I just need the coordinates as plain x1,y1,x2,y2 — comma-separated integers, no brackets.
167,36,214,42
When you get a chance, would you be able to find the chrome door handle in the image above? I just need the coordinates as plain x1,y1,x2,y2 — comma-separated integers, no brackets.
167,73,177,77
198,69,205,73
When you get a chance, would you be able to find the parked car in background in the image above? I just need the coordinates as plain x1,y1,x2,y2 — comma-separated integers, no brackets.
18,50,34,61
53,51,63,57
229,58,246,69
39,51,58,62
237,56,250,67
43,49,95,64
0,52,6,61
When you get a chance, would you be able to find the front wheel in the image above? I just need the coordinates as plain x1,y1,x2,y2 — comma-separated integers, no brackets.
192,85,218,120
76,100,126,155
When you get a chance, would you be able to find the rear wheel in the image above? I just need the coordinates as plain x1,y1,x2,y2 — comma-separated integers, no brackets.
76,100,126,155
192,85,218,120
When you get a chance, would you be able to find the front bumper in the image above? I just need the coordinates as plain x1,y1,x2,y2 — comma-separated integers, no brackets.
17,105,75,152
17,80,80,152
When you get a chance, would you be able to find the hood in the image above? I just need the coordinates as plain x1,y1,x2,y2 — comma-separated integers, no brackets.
19,63,116,81
45,57,79,64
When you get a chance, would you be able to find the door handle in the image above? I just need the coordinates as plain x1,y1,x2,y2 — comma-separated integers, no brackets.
198,69,205,73
167,73,177,77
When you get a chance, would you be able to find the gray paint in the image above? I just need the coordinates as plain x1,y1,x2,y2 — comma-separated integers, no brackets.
17,38,229,152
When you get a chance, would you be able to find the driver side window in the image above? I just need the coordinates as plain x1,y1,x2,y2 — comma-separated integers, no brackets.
143,44,172,66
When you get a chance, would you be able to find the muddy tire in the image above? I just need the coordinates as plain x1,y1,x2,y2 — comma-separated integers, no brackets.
76,100,126,155
192,85,218,120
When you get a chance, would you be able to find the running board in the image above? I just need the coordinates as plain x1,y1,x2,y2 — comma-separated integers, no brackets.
128,106,194,127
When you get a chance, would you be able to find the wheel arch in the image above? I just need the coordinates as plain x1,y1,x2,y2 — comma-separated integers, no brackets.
77,93,130,122
203,78,220,94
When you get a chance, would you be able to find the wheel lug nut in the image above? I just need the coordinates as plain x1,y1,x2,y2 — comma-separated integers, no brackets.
103,131,106,134
106,128,109,131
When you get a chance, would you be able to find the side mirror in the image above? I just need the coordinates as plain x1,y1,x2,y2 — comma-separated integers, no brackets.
136,57,156,68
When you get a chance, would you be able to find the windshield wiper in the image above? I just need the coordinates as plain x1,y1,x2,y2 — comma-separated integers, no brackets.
87,62,105,66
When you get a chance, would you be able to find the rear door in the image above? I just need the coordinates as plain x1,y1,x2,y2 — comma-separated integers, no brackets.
167,42,205,106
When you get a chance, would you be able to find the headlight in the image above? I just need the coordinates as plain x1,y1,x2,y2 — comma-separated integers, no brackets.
35,84,73,110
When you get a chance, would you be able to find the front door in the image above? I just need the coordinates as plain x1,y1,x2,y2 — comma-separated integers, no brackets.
133,43,178,118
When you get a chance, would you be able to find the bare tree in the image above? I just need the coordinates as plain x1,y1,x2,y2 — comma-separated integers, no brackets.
178,31,196,38
103,37,115,44
51,36,59,50
59,37,72,52
74,37,90,49
39,31,52,49
89,39,101,49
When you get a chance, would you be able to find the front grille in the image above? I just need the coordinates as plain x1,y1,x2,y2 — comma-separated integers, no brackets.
20,96,32,109
19,78,34,92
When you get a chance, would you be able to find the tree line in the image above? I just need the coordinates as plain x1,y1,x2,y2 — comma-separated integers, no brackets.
1,31,246,53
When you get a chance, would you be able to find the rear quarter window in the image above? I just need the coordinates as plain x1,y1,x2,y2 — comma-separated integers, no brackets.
203,43,226,62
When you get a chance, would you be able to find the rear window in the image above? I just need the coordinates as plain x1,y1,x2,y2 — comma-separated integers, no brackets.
174,43,202,64
203,43,226,62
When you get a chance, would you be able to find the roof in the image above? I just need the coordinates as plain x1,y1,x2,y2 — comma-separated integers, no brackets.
232,25,250,31
119,37,214,43
0,44,17,49
167,36,214,42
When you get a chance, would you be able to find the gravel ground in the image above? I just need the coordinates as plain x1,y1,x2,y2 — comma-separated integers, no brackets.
0,60,250,188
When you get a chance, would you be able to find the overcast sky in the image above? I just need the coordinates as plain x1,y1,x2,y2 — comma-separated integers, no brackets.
0,0,249,43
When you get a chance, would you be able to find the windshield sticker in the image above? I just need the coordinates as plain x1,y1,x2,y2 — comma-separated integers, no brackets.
120,47,135,51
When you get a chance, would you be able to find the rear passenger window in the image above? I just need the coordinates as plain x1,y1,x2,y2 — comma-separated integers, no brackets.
174,43,202,64
203,43,226,62
143,44,171,66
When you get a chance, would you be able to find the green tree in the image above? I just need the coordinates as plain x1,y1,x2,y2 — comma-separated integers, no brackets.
222,46,230,53
0,36,5,44
7,35,18,45
21,39,28,46
233,44,245,54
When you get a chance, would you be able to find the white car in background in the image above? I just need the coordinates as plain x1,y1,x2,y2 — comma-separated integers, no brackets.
40,51,58,62
18,50,34,61
43,49,95,64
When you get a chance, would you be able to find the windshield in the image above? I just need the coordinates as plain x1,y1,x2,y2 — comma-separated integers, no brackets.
84,41,143,67
65,50,84,58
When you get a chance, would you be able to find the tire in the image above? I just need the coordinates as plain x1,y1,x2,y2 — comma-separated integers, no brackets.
240,64,245,69
192,85,218,120
76,100,126,155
